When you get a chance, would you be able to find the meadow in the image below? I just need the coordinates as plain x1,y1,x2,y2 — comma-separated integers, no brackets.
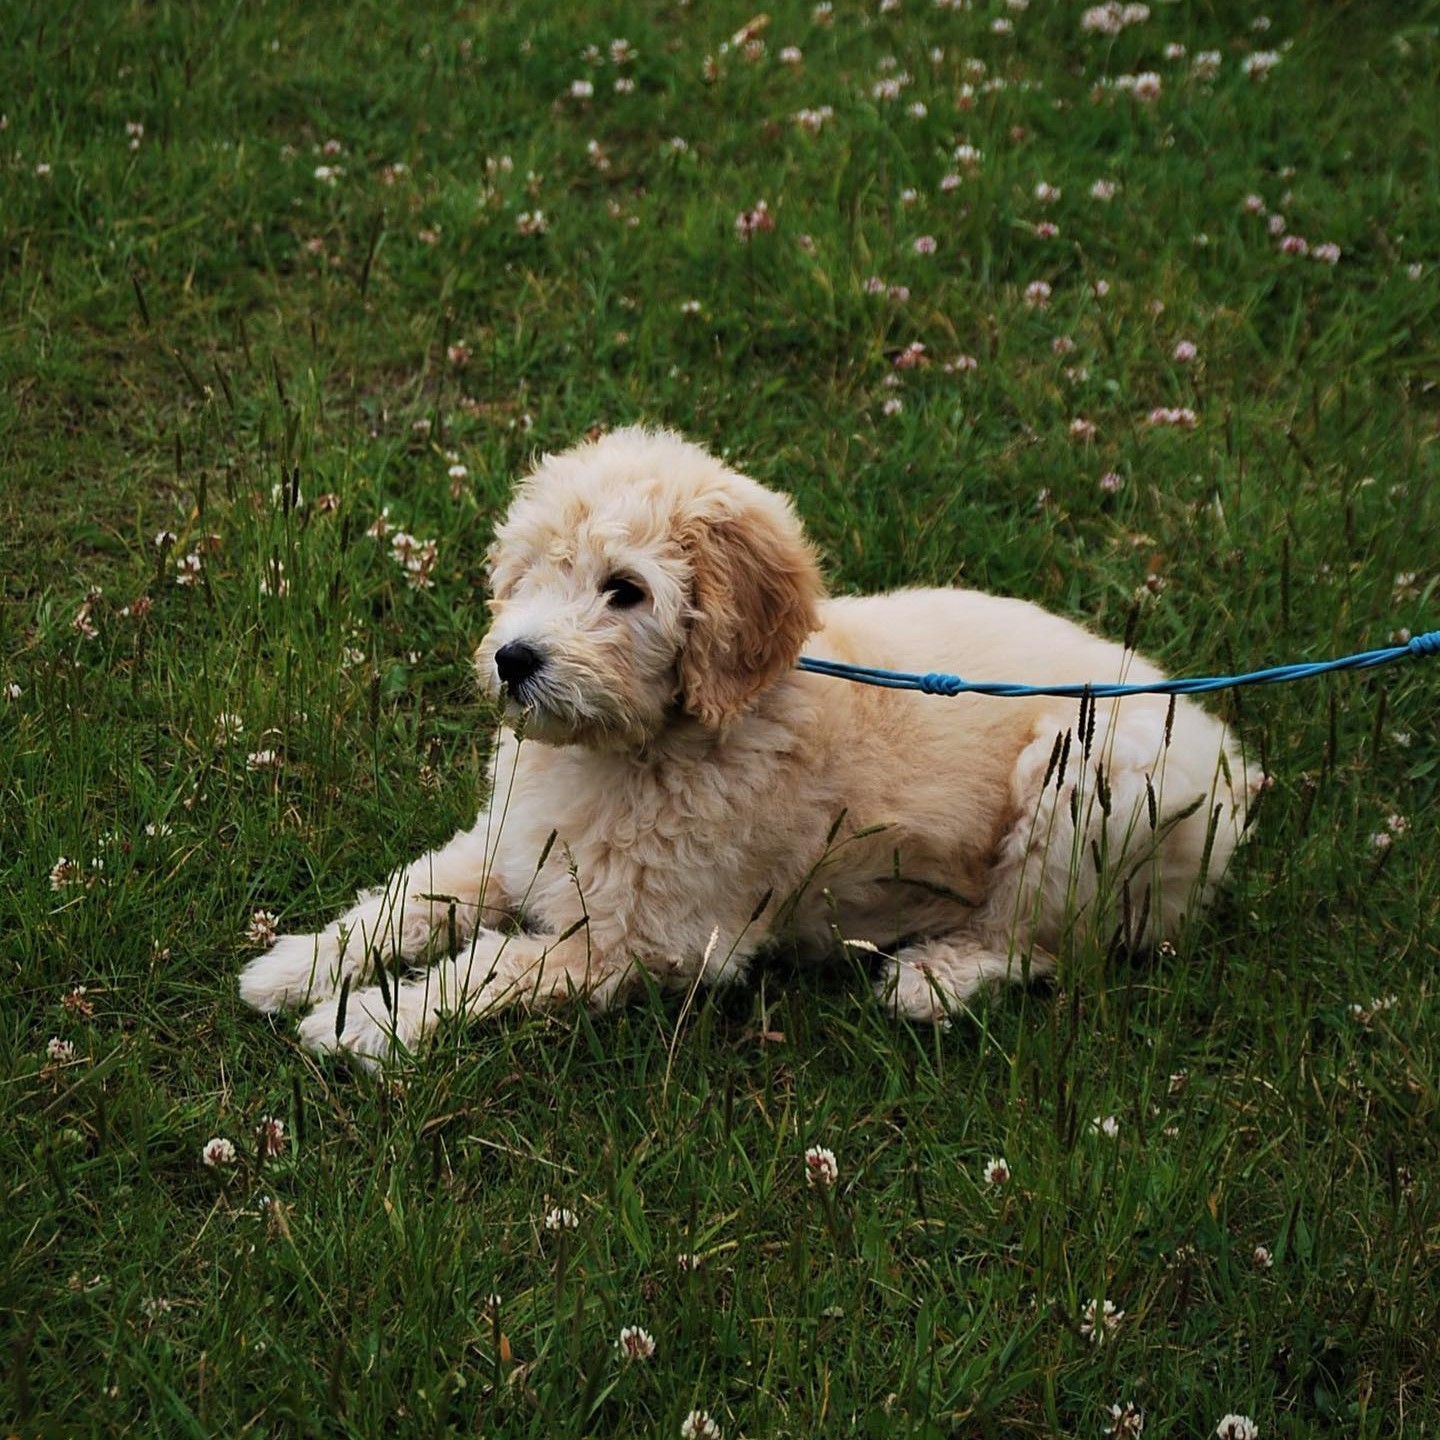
2,1,1438,1435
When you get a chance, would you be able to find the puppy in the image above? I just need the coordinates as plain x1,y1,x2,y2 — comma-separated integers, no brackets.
240,426,1257,1065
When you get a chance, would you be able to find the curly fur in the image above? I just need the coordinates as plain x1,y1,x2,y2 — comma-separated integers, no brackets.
239,426,1260,1067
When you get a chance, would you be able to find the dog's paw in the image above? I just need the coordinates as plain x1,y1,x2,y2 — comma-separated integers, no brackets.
876,959,954,1027
296,989,418,1071
239,932,342,1013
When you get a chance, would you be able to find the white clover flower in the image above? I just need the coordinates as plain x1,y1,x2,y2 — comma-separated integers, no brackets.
1090,179,1119,201
544,1206,579,1232
792,106,834,132
256,1116,287,1158
1147,406,1199,429
1024,280,1052,309
1107,1400,1145,1437
62,985,93,1018
202,1136,237,1168
1173,340,1198,363
1215,1417,1258,1440
246,910,278,946
1080,1,1147,36
46,1036,77,1063
983,1157,1010,1186
390,532,439,589
1350,994,1398,1024
733,199,774,242
1080,1297,1124,1342
49,856,82,891
871,75,909,102
680,1410,722,1440
616,1325,656,1361
1242,50,1281,78
804,1145,839,1188
1252,1245,1273,1269
1092,1114,1120,1138
258,561,288,598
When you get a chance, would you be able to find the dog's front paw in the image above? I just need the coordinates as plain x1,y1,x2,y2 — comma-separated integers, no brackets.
296,988,418,1071
239,932,341,1013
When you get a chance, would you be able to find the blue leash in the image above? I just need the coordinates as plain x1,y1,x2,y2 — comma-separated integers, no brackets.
797,630,1440,700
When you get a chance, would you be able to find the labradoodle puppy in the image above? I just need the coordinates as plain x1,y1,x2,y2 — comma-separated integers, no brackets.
240,426,1257,1066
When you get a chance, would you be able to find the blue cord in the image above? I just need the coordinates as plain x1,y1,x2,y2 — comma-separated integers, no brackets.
797,630,1440,700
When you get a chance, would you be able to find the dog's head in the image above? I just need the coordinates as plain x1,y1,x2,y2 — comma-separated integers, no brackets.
476,427,824,747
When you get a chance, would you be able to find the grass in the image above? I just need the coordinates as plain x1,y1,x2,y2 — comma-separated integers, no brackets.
2,0,1438,1435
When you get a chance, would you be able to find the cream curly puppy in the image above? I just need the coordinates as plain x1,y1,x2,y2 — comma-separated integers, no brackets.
240,426,1257,1066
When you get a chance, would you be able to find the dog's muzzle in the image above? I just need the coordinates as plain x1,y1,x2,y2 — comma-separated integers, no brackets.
494,640,546,699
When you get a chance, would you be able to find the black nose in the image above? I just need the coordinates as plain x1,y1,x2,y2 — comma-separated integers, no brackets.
494,640,544,690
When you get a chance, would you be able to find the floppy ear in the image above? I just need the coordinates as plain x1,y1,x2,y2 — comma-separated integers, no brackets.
677,480,825,728
485,537,522,602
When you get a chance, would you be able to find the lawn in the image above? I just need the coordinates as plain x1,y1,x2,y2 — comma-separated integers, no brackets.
2,1,1438,1436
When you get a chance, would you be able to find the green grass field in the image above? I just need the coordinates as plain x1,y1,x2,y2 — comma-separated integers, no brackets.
3,1,1438,1435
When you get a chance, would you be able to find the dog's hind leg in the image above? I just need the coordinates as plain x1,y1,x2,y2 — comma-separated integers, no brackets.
877,935,1056,1024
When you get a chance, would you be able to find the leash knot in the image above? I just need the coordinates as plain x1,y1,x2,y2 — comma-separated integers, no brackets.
1407,630,1440,658
919,672,965,697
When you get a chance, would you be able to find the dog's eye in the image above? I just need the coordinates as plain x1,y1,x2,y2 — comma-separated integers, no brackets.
601,576,646,609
